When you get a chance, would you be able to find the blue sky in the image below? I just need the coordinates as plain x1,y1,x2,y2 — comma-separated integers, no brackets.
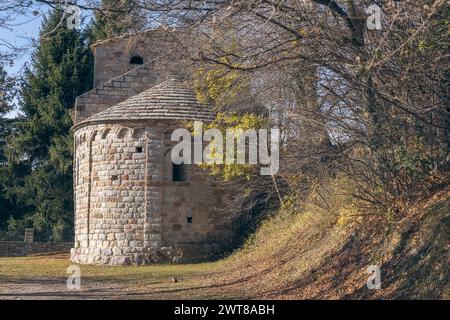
2,2,92,118
4,16,42,70
2,4,46,118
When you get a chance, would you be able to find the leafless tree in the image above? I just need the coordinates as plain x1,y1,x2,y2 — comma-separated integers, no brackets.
3,0,447,218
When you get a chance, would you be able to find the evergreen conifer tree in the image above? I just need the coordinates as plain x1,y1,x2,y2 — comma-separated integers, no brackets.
90,0,145,42
5,9,93,241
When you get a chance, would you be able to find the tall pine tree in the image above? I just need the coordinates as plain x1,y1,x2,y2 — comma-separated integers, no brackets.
90,0,145,42
5,9,93,241
0,64,17,236
0,64,14,164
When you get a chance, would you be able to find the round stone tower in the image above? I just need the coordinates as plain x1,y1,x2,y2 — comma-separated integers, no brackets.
70,77,232,265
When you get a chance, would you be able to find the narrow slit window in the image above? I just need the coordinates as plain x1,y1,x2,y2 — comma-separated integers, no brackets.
130,56,143,65
172,163,186,182
76,157,80,185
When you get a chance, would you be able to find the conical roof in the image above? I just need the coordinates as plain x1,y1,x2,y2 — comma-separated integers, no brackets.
74,77,214,129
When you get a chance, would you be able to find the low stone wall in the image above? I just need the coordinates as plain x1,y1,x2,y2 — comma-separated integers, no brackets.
0,241,73,257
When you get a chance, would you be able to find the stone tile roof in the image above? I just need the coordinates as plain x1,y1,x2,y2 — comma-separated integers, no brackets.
74,77,214,128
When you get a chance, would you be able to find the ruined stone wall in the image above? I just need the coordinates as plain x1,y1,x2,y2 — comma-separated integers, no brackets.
71,121,232,265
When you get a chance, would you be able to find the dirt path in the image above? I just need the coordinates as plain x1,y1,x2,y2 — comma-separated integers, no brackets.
0,276,150,300
0,254,241,300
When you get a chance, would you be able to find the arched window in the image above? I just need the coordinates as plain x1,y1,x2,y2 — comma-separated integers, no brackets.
129,55,143,65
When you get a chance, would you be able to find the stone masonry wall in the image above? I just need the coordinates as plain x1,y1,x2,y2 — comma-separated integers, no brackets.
71,29,233,265
71,121,232,265
161,128,232,261
74,62,156,124
72,123,156,265
0,241,73,257
91,29,187,87
73,29,192,125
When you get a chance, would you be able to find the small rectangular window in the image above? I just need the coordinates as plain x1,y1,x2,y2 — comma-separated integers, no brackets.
136,146,143,153
187,217,193,224
172,164,186,182
130,56,144,65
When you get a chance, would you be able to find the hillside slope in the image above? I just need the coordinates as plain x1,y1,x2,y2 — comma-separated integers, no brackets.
208,189,449,299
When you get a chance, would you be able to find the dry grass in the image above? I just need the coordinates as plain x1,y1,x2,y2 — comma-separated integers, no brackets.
200,186,449,299
0,254,233,299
